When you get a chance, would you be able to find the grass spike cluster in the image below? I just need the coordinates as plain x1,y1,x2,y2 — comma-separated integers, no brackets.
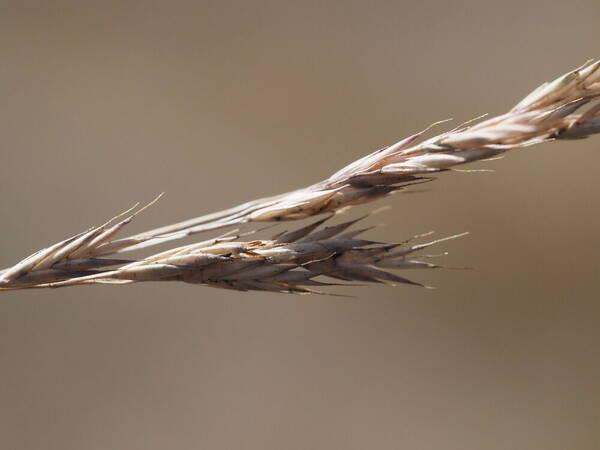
1,60,599,293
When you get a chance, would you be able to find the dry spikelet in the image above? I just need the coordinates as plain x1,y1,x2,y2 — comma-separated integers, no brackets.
1,60,599,294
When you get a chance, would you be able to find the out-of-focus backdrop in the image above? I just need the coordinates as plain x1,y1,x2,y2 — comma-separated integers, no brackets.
1,2,599,449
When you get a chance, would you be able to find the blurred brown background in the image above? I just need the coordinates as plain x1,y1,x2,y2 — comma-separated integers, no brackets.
1,1,599,449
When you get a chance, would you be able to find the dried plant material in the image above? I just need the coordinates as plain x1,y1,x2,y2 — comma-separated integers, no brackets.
0,212,463,293
1,61,599,294
120,60,600,251
0,198,162,290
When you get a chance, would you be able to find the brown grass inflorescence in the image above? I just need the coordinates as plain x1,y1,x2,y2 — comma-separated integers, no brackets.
1,61,599,293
